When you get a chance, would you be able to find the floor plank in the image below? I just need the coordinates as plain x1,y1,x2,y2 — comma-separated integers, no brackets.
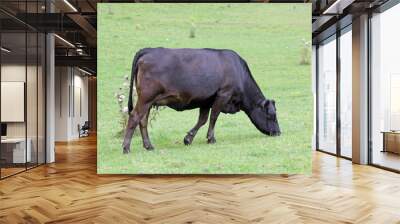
0,135,400,223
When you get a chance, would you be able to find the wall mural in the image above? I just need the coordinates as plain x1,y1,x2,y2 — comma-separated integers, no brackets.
97,3,312,174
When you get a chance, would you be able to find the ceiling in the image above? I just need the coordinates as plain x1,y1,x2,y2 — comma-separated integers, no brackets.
1,0,397,73
312,0,392,43
1,0,99,74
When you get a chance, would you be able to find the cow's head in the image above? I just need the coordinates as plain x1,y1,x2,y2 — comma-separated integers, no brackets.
249,99,281,136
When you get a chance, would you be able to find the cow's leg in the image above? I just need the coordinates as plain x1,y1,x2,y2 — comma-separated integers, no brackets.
122,111,140,154
122,101,152,154
184,107,210,145
206,93,231,144
139,108,154,150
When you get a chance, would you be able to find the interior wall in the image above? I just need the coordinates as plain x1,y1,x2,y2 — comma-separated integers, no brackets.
55,66,70,141
0,64,39,139
55,67,89,141
72,72,89,138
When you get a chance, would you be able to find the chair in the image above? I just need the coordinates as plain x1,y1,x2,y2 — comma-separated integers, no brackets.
79,121,90,138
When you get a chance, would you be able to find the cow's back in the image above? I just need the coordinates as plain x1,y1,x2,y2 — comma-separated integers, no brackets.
136,48,244,110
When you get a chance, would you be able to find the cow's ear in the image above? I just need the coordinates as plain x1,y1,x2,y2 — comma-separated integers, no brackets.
263,99,271,108
257,99,266,108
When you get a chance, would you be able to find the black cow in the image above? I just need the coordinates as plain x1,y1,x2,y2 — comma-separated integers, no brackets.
122,48,280,153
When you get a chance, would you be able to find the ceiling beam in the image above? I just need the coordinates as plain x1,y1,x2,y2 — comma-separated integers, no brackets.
323,0,355,14
55,55,96,73
312,15,335,33
67,13,97,39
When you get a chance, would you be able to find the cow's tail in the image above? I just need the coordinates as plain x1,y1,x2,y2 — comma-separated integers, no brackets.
128,49,147,113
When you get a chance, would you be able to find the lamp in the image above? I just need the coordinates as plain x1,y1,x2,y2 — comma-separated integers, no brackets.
54,34,75,48
1,47,11,53
78,67,93,76
63,0,78,12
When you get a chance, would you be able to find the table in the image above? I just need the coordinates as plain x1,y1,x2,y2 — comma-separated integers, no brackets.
1,138,31,163
381,131,400,154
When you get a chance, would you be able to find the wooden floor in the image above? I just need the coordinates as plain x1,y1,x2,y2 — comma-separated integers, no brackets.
0,167,26,178
1,135,400,223
373,150,400,171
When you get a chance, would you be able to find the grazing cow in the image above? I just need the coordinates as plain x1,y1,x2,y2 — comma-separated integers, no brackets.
122,48,280,153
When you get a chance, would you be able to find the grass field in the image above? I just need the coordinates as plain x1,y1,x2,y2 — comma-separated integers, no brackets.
97,3,312,174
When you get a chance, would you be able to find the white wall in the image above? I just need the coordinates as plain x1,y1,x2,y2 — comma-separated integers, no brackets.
1,63,46,164
55,67,89,141
71,73,89,138
55,67,69,141
1,64,40,137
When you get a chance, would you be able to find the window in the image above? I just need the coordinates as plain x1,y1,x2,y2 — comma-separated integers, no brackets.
317,35,337,154
0,2,46,179
370,3,400,171
340,27,352,158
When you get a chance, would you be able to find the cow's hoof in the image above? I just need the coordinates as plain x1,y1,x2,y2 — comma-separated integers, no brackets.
144,144,154,151
123,147,131,154
184,135,193,145
207,137,216,144
122,142,131,154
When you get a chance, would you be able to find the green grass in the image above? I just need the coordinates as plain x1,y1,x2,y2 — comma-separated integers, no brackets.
97,3,312,174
